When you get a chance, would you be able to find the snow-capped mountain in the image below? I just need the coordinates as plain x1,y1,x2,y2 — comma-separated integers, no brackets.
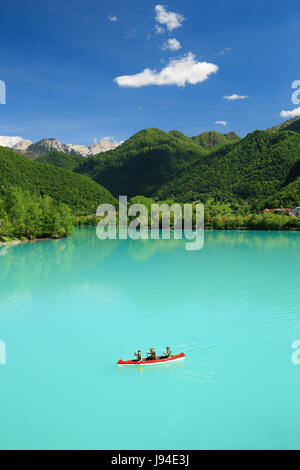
88,138,123,154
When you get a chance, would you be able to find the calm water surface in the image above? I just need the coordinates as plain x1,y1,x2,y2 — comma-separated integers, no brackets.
0,228,300,449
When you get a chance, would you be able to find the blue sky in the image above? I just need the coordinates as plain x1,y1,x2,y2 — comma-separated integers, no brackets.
0,0,299,145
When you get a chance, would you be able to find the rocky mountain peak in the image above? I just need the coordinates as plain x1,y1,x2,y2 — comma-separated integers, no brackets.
27,138,69,155
88,138,124,155
12,139,33,152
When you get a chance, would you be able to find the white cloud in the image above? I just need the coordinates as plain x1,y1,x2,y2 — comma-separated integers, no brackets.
114,52,218,88
0,136,23,147
108,15,118,22
280,107,300,118
224,94,249,100
155,5,185,31
215,121,228,126
162,38,181,51
155,24,164,34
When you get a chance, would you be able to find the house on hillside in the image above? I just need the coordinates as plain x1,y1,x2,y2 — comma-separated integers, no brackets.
260,208,294,216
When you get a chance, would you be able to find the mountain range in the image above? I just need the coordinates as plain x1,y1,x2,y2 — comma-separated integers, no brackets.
73,118,300,206
0,136,124,158
155,130,300,203
0,117,300,216
74,129,241,197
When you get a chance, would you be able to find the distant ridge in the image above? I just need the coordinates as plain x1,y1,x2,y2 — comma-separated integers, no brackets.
0,137,124,158
1,117,299,208
191,131,240,150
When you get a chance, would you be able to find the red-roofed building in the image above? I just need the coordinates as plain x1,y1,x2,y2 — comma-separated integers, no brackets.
260,208,294,216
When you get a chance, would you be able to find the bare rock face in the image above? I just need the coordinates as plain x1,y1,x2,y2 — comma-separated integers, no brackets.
26,138,70,155
12,139,33,152
0,135,124,158
67,139,123,156
25,137,124,156
88,139,123,155
67,144,89,157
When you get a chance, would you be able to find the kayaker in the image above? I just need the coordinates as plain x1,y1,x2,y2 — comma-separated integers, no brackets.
146,348,157,360
163,346,172,358
134,350,142,362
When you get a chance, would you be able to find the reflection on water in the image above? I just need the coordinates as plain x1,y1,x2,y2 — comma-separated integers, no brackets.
0,247,8,257
1,227,299,282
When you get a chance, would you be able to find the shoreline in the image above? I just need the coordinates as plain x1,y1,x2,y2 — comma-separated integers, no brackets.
1,226,299,247
0,239,22,247
0,236,68,247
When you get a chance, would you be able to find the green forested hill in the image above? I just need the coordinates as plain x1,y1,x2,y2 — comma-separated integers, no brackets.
261,177,300,208
37,150,84,170
155,130,300,203
268,116,300,134
0,147,116,214
168,129,240,150
74,128,208,198
191,131,241,150
74,125,300,205
74,128,241,198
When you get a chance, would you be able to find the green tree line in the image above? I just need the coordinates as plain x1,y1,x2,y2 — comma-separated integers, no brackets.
0,186,74,242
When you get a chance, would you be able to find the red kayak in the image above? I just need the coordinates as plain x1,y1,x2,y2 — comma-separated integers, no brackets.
117,352,185,366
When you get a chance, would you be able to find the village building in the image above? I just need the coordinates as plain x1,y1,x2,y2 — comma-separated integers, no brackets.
260,208,294,216
260,208,300,217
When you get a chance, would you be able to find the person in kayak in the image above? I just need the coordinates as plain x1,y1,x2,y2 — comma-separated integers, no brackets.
163,346,172,358
134,350,142,362
146,348,157,360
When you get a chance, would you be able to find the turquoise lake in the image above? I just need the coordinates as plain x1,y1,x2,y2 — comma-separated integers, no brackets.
0,227,300,450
